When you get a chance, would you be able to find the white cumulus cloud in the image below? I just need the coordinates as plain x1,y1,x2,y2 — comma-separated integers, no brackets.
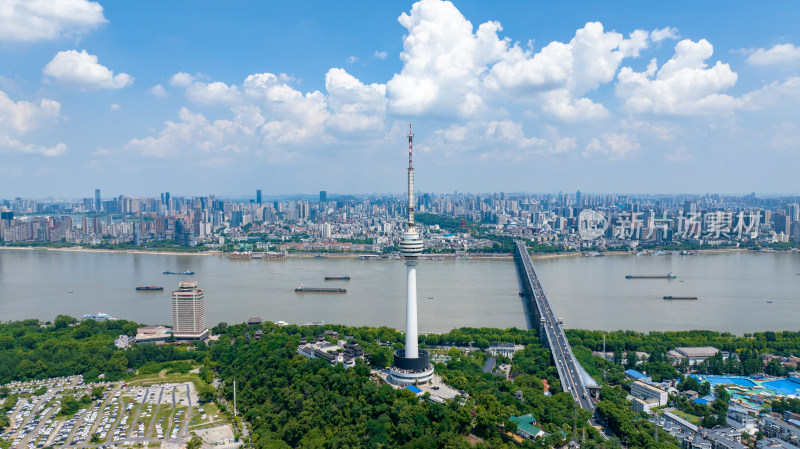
43,50,133,90
583,133,640,159
740,77,800,110
616,39,738,115
0,136,66,157
746,43,800,66
0,90,66,156
385,0,506,117
128,1,761,167
0,0,106,42
185,81,241,105
126,108,241,159
650,27,679,43
325,68,386,133
485,120,546,148
0,90,61,134
169,72,195,87
150,84,168,97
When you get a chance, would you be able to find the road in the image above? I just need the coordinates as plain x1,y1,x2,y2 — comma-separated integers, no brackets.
515,241,594,411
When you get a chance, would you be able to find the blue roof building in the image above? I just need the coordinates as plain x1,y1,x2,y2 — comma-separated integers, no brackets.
625,369,652,383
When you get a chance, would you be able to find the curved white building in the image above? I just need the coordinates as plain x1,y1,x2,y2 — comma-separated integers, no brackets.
389,124,434,386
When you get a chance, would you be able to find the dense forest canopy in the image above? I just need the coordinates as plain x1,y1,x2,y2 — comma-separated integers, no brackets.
3,318,799,448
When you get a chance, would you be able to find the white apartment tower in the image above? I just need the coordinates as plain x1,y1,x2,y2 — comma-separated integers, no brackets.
171,281,209,340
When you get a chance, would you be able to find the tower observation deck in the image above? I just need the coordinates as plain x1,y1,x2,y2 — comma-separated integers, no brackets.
389,124,434,386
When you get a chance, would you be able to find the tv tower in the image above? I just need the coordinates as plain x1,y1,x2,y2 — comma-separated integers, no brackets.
389,124,434,386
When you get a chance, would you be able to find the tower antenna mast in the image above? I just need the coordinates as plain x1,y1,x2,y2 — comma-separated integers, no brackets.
407,124,415,227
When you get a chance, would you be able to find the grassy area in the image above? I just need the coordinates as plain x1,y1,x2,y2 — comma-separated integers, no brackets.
168,405,188,437
127,370,207,392
189,402,222,430
671,409,702,424
152,402,174,438
188,405,205,427
136,400,158,438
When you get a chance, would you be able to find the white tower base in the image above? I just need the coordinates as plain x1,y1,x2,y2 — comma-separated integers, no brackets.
389,364,435,386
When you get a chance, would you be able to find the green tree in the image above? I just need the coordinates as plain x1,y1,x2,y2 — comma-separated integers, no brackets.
91,386,105,400
186,435,203,449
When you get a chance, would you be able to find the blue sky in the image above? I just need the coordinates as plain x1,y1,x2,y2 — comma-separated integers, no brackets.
1,0,799,199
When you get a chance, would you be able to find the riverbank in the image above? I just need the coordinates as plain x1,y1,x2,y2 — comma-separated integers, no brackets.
0,245,224,257
0,244,785,260
0,245,517,260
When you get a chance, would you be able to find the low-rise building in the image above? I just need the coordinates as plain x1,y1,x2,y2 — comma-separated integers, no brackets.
509,414,548,441
668,346,720,365
762,416,800,447
135,325,172,345
483,357,497,373
756,438,799,449
114,335,134,349
487,342,524,359
625,369,652,383
632,397,660,413
297,338,365,368
631,381,668,406
705,428,747,449
727,407,757,433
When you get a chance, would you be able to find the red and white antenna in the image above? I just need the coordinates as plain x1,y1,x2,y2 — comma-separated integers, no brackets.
406,124,415,226
407,123,414,168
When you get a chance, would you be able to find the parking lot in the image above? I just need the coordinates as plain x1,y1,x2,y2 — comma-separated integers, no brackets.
2,375,228,448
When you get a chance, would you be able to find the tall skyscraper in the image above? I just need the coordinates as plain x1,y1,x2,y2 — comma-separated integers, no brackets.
788,203,800,223
94,189,101,212
389,124,434,386
256,189,262,205
175,218,195,247
132,220,140,246
319,190,327,203
171,281,208,340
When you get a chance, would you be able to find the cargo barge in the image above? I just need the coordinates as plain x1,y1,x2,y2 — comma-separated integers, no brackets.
163,271,194,275
626,272,676,279
136,286,164,291
295,285,346,293
663,296,697,300
324,275,351,280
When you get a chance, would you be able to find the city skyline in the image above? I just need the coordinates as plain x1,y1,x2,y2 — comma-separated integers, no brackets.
2,0,800,197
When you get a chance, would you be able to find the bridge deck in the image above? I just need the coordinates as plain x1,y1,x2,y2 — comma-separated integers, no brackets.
514,241,594,411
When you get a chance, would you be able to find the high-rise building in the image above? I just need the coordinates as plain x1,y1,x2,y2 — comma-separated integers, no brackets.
389,124,434,386
230,210,243,227
319,190,327,203
256,189,262,205
788,203,800,223
772,213,790,234
171,281,208,340
94,189,101,212
132,220,140,246
175,218,194,247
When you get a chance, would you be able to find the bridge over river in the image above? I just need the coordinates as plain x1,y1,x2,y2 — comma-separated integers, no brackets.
514,241,596,411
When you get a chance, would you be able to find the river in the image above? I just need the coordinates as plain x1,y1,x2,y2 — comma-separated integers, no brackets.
0,249,798,333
